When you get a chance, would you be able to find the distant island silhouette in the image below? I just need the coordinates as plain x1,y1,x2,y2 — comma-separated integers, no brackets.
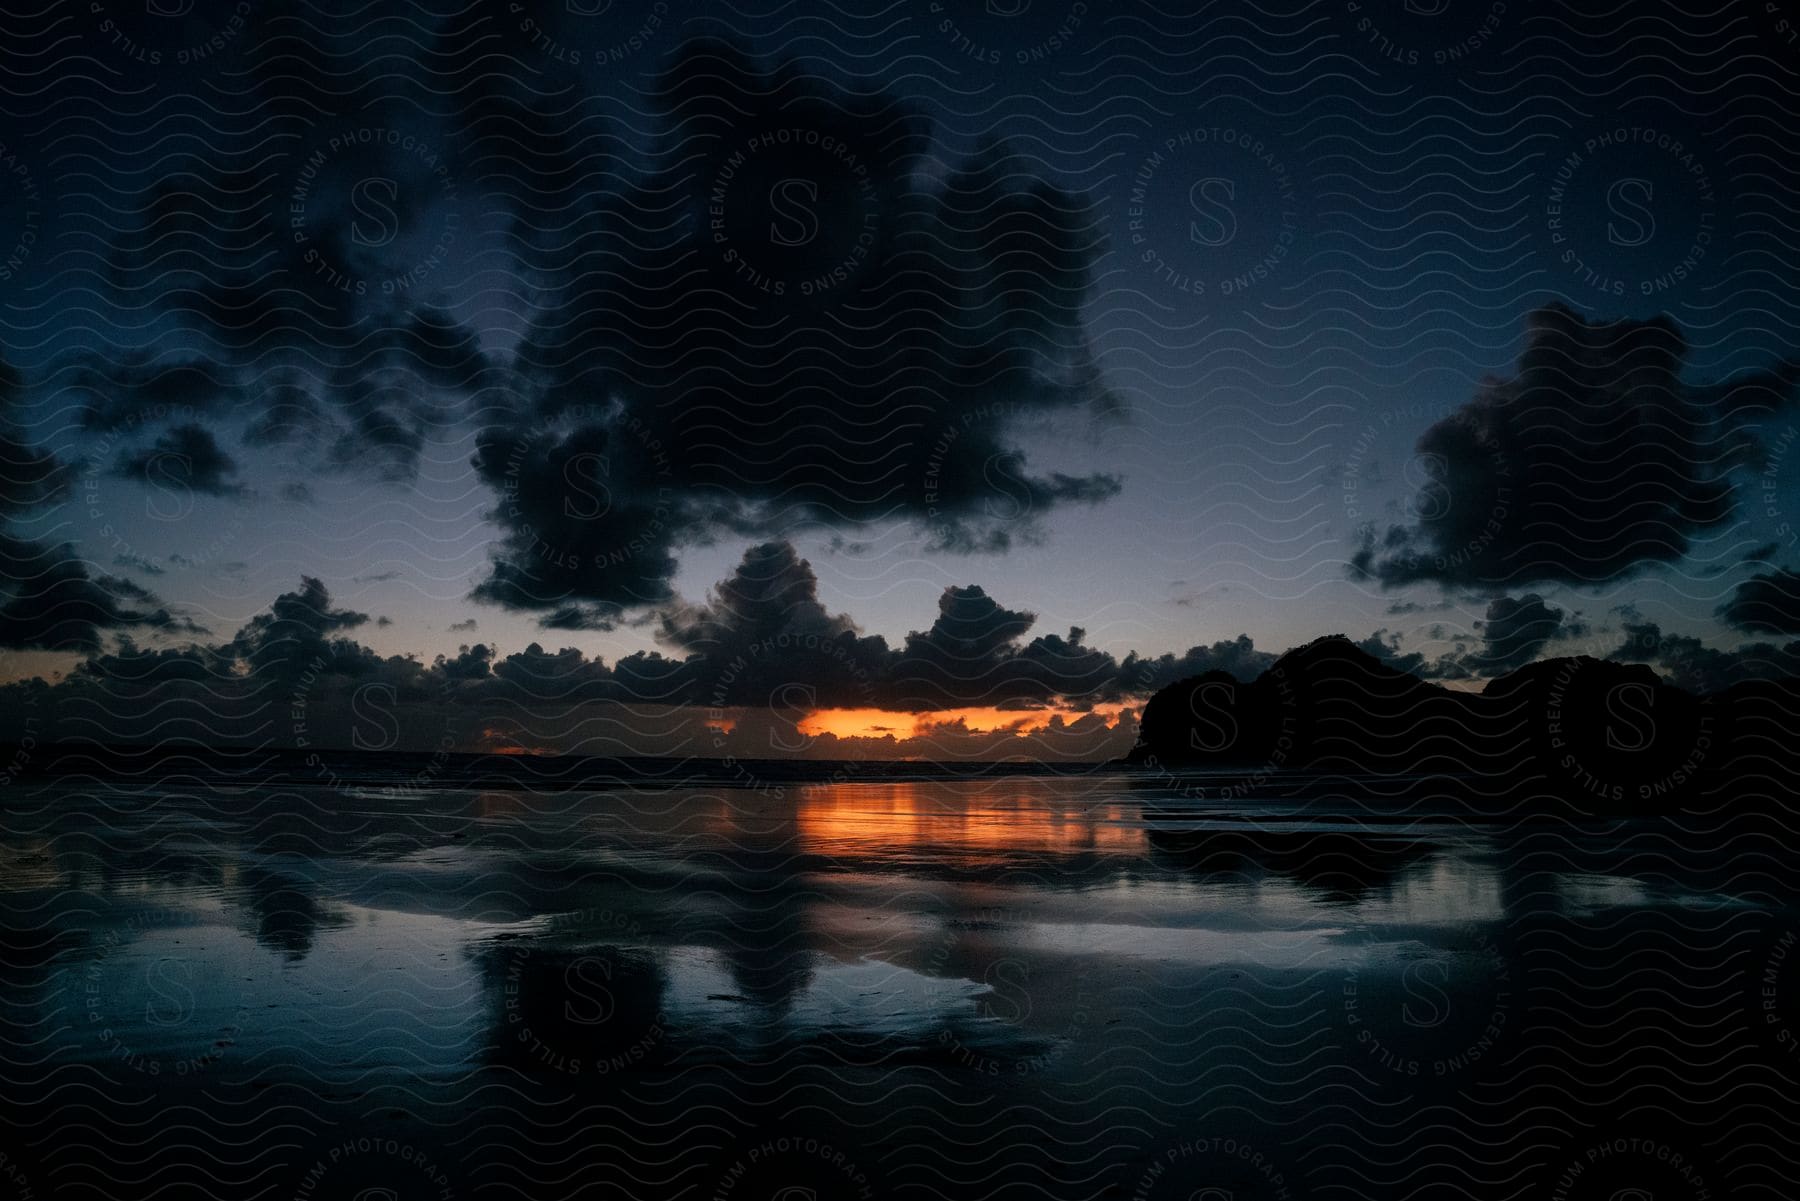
1128,635,1796,813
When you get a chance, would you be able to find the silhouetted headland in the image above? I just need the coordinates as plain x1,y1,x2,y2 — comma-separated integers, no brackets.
1127,634,1798,813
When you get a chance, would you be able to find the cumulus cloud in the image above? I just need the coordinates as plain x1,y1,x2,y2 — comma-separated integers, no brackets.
468,40,1122,625
468,419,683,623
11,539,1800,758
221,576,378,680
112,424,249,498
436,643,494,680
1351,628,1442,678
1112,635,1279,692
1605,619,1800,695
0,540,194,653
1353,304,1798,590
887,586,1124,711
1342,594,1581,680
1717,567,1800,635
1465,593,1575,674
0,357,190,652
0,542,1286,754
33,6,512,484
654,542,892,709
9,31,1125,633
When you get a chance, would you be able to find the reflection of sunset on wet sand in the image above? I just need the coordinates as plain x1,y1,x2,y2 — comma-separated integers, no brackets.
791,780,1147,864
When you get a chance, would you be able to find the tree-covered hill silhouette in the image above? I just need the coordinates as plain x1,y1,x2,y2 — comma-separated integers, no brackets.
1129,635,1798,813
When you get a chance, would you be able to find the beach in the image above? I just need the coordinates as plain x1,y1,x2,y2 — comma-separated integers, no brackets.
1,760,1793,1198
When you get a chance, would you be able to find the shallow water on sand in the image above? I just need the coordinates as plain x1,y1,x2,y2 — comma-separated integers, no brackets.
1,768,1795,1198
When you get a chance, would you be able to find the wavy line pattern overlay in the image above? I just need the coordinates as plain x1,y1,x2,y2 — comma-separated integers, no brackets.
4,1,1800,1199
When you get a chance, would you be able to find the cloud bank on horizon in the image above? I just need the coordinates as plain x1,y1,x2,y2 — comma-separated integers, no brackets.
5,537,1797,761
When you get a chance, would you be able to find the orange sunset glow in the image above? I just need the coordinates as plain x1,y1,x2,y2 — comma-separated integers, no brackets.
797,705,1132,741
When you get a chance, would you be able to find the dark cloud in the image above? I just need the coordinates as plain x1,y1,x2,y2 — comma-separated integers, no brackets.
35,589,465,755
1340,595,1580,680
0,545,1254,748
1606,619,1800,695
448,619,478,632
436,643,493,681
0,357,187,652
907,587,1037,665
78,639,230,685
13,30,1122,622
537,605,628,631
113,553,166,577
34,1,510,485
0,427,74,518
71,356,239,433
228,312,503,484
1467,593,1572,674
1717,568,1800,635
0,539,192,653
469,420,681,621
887,586,1120,711
647,546,1279,714
1,358,73,518
221,576,378,680
11,35,1122,637
1409,595,1582,679
112,424,249,498
471,41,1122,624
484,640,679,709
646,544,1160,714
1113,636,1280,694
656,541,891,709
1384,599,1452,616
1351,628,1442,679
1353,304,1798,590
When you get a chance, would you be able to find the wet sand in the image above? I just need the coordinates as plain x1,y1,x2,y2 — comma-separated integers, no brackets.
1,767,1795,1198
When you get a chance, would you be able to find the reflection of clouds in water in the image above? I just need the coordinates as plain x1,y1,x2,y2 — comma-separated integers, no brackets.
694,836,821,1015
1335,854,1510,928
1143,823,1455,907
662,948,960,1035
659,946,1056,1068
471,938,670,1077
1004,920,1336,972
37,898,497,1076
1552,874,1658,915
4,772,1780,1104
234,863,351,962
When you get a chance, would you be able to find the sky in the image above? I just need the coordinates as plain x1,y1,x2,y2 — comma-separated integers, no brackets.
2,0,1799,758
